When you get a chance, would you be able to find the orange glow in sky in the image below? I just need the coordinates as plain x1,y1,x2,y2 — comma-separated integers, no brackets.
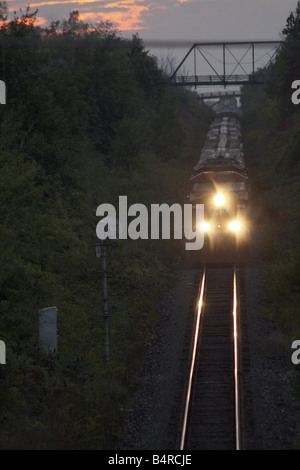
78,1,152,30
11,0,158,31
4,0,296,38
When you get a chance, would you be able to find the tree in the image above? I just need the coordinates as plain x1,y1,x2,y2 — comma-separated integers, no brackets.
0,5,38,36
264,1,300,117
0,9,211,448
282,1,300,41
44,11,118,38
61,10,88,35
0,1,8,22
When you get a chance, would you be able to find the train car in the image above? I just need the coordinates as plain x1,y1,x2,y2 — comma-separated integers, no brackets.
189,96,249,260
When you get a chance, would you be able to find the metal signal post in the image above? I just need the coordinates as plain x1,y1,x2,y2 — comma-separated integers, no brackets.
96,242,110,362
102,244,110,362
96,218,121,363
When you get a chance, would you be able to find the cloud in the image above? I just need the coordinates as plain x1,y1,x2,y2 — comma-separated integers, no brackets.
5,0,298,38
79,4,152,30
30,0,107,7
35,16,48,25
1,0,181,33
79,0,155,30
14,0,159,30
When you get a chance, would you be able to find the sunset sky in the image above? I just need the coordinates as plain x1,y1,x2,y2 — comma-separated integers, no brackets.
4,0,299,41
3,0,298,83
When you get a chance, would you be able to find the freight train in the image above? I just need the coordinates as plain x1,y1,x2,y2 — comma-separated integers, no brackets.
189,96,249,261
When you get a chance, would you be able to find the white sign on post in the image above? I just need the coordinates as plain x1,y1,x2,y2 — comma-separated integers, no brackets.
0,340,6,364
0,80,6,104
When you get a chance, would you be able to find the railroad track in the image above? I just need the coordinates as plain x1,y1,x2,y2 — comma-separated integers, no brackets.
180,264,242,450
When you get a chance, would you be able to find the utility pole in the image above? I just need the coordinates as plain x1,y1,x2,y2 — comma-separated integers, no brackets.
101,244,109,362
96,242,110,363
96,216,121,363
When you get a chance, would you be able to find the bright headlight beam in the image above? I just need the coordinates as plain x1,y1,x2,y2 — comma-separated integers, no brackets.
214,193,225,207
200,222,210,232
229,221,241,232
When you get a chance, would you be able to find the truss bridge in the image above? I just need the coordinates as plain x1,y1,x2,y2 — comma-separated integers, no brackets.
171,41,282,87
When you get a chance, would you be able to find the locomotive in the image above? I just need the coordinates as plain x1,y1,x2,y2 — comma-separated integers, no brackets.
189,96,249,260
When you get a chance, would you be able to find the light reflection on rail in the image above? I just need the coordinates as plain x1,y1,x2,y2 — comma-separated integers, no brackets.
179,267,206,450
180,264,241,450
233,265,241,450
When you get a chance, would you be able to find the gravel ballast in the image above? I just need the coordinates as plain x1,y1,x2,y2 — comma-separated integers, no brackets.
120,227,300,450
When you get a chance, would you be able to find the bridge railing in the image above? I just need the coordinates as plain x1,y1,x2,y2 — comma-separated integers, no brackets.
171,73,267,86
198,91,240,97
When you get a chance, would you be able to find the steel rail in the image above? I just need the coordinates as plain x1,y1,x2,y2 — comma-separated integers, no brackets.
233,265,241,450
180,265,242,450
179,267,206,450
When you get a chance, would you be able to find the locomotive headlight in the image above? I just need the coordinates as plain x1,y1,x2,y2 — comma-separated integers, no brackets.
200,222,210,232
229,221,241,232
214,193,225,207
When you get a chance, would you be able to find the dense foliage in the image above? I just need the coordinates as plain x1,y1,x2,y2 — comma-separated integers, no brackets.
0,7,212,448
241,2,300,339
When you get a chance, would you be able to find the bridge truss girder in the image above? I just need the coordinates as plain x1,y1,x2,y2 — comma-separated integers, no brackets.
171,41,282,87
